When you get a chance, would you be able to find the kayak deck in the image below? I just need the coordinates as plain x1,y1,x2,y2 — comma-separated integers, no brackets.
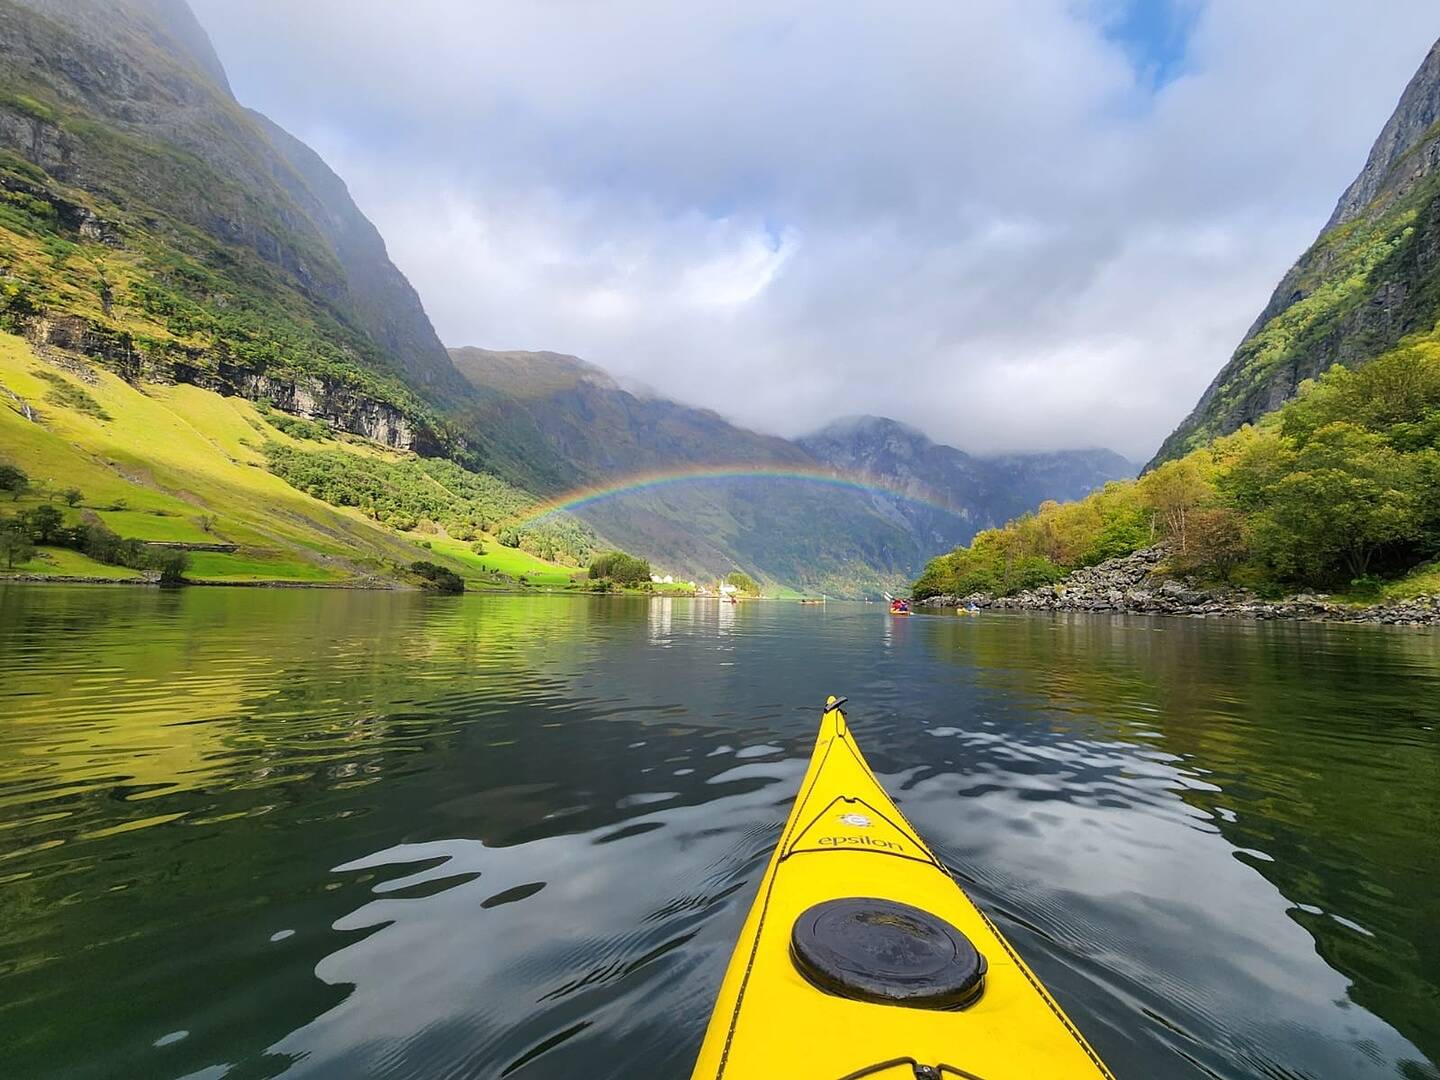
690,701,1113,1080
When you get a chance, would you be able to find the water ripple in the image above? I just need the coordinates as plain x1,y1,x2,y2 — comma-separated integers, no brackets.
0,588,1437,1078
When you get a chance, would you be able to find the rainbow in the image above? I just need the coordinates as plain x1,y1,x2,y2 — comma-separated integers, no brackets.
508,464,961,528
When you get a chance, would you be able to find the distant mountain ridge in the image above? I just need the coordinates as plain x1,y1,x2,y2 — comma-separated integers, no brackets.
452,348,1134,593
799,415,1133,527
1153,37,1440,466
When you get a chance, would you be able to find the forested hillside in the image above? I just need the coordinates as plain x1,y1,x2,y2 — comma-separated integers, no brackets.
917,339,1440,601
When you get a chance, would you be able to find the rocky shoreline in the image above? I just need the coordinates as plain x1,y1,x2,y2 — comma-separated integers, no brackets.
918,547,1440,626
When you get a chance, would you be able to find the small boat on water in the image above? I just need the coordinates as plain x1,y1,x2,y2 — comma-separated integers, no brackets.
690,697,1114,1079
884,591,912,616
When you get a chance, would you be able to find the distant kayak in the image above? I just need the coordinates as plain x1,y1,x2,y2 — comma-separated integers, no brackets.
690,697,1114,1080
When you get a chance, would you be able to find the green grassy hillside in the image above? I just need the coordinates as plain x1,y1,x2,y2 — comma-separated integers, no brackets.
0,332,586,587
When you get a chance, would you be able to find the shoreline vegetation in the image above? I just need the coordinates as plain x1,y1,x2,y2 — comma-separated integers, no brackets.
919,546,1440,626
913,345,1440,618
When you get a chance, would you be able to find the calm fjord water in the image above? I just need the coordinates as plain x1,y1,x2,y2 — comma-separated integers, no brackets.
1,587,1437,1080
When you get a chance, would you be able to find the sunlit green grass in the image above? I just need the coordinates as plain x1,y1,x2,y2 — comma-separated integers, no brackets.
424,535,580,586
184,551,341,583
91,509,215,542
3,545,145,579
0,333,455,583
0,332,603,590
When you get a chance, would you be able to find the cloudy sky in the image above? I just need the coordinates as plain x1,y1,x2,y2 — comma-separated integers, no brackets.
190,1,1439,460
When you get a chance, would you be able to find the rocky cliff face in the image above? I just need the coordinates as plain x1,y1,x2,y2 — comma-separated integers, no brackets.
26,314,430,450
1327,41,1440,230
0,0,467,403
16,0,233,95
249,112,464,396
1152,37,1440,467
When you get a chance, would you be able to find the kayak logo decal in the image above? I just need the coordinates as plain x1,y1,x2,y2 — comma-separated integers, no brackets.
817,834,904,851
839,812,872,828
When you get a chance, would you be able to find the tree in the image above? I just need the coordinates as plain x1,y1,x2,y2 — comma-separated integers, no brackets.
62,488,82,507
1238,423,1425,581
148,548,190,585
0,464,27,500
1177,507,1249,579
196,513,215,533
0,518,34,568
1083,504,1152,564
726,570,760,596
24,504,63,544
78,520,121,564
590,550,651,586
1137,455,1214,554
1281,347,1440,446
410,560,464,593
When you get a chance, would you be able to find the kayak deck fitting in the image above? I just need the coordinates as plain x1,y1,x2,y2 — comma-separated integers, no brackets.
690,697,1114,1080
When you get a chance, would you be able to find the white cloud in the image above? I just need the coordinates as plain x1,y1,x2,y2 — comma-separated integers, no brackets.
191,0,1440,459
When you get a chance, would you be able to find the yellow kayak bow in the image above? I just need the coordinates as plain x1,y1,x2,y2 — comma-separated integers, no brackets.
690,697,1114,1080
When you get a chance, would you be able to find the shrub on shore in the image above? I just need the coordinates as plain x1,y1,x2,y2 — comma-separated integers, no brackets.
410,560,464,593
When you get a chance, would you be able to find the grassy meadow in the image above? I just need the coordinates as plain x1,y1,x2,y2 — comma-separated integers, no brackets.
0,332,587,588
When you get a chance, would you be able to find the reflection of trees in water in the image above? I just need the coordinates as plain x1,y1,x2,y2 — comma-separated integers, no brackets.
924,614,1440,1067
0,589,787,1078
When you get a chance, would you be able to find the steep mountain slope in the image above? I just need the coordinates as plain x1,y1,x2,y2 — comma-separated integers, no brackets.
1152,37,1440,466
0,0,606,588
453,350,1133,594
452,346,814,475
0,0,468,450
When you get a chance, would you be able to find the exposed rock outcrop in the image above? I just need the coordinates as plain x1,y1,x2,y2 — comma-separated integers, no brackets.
25,314,432,451
920,546,1440,625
